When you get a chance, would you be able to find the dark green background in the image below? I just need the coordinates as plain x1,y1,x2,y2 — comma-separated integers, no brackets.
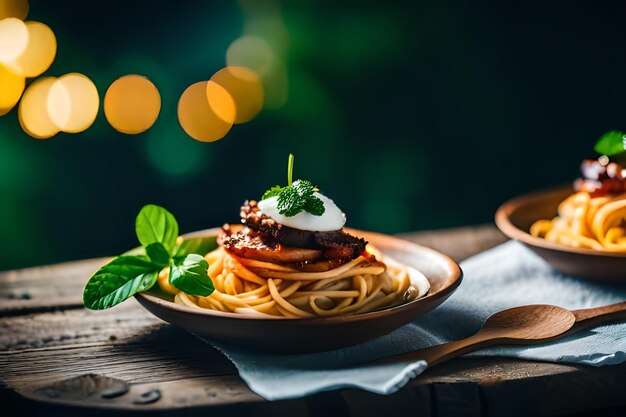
1,1,624,270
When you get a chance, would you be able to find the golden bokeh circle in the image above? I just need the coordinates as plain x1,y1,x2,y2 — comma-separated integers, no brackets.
205,80,236,125
0,17,28,64
210,66,264,124
177,81,234,142
0,0,29,20
18,76,59,139
104,74,161,134
47,73,99,133
7,21,56,77
226,35,274,76
0,64,24,115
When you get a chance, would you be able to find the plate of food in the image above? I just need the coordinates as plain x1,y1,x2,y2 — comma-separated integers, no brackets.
83,155,462,353
496,130,626,282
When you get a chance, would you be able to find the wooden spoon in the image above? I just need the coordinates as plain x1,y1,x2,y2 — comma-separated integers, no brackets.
371,302,626,367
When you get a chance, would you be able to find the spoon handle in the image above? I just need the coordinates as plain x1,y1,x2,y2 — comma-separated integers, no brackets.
373,333,505,367
571,301,626,328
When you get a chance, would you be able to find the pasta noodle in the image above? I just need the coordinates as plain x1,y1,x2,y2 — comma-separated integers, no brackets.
159,246,429,318
530,191,626,251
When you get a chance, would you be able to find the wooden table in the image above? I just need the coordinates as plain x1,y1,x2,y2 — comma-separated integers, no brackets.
2,225,625,417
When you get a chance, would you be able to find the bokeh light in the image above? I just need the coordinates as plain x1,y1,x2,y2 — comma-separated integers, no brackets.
18,76,58,139
104,74,161,134
7,21,56,77
210,66,264,124
206,80,236,125
0,17,28,64
229,1,290,110
226,35,275,77
0,64,24,115
178,81,234,142
0,0,29,20
47,73,99,133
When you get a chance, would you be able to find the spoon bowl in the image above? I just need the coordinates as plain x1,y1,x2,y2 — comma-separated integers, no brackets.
375,304,578,367
478,304,577,341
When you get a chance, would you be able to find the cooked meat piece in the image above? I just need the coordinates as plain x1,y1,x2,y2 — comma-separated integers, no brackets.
220,229,322,263
241,201,317,247
313,229,367,261
240,200,367,261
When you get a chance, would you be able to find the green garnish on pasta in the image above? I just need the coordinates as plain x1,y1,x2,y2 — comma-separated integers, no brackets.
261,154,325,217
594,130,626,157
83,205,215,310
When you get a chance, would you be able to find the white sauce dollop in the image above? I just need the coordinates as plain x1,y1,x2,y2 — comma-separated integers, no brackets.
257,187,346,232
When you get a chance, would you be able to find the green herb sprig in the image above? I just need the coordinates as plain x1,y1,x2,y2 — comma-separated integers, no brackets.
594,130,626,156
261,154,325,217
83,205,215,310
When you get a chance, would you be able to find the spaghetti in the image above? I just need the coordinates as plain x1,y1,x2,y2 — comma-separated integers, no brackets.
159,245,429,318
530,191,626,251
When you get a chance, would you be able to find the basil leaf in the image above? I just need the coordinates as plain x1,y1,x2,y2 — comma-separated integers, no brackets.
122,246,146,257
83,256,159,310
145,242,170,268
135,204,179,253
173,236,218,258
594,130,626,156
169,254,214,296
94,255,157,277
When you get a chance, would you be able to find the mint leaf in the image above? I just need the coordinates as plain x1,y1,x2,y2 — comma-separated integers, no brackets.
169,254,214,296
83,256,160,310
261,185,283,200
260,155,326,216
135,204,179,253
303,195,325,216
276,179,325,217
173,236,218,258
145,242,170,268
292,179,316,197
594,130,626,156
277,186,307,216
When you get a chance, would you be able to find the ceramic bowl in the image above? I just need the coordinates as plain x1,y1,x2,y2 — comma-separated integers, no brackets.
495,186,626,282
135,228,463,353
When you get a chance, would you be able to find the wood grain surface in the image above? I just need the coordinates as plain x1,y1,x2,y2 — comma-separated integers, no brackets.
2,225,625,417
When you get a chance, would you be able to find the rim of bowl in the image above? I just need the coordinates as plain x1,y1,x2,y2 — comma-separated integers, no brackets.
495,185,626,258
135,228,463,323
